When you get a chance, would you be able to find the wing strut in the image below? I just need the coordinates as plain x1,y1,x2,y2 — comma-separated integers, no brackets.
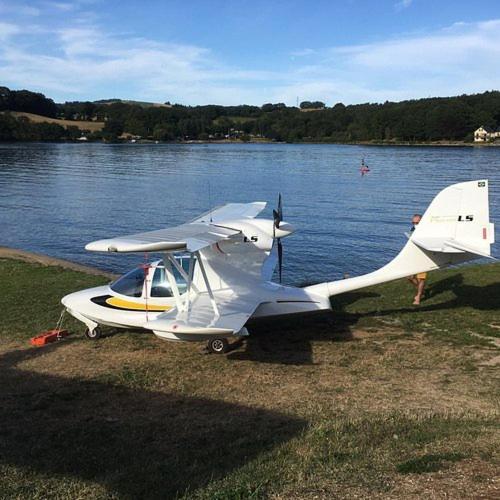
195,251,219,317
163,255,183,312
168,254,200,294
185,255,195,314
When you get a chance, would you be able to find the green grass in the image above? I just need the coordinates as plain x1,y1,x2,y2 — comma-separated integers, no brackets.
332,262,500,345
397,452,465,474
0,258,499,498
0,258,108,339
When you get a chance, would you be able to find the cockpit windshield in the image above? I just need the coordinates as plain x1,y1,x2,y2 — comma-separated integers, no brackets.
110,257,194,298
110,267,146,297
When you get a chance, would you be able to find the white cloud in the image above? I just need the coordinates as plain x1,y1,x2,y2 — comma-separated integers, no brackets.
0,19,283,104
283,19,500,105
0,22,20,40
0,12,498,106
290,48,316,57
43,1,77,11
0,2,40,16
395,0,413,11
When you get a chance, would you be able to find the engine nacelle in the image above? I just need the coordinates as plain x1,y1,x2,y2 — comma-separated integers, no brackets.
215,219,295,253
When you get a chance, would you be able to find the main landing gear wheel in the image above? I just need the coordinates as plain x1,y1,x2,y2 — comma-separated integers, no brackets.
85,326,102,340
207,338,228,354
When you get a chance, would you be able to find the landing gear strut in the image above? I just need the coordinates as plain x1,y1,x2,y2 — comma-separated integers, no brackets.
207,338,228,354
85,326,102,340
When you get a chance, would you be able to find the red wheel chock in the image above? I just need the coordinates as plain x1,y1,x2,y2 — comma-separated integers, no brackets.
30,329,70,347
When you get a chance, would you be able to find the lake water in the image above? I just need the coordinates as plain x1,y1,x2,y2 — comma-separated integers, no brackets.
0,142,498,285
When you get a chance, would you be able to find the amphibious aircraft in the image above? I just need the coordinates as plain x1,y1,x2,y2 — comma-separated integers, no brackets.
62,180,494,353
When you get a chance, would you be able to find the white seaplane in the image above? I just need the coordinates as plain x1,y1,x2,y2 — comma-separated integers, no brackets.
62,180,495,353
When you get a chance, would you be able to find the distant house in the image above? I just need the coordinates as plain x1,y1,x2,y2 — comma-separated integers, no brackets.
474,126,500,142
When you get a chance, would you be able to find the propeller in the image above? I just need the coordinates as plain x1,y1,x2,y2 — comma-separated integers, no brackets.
273,194,284,283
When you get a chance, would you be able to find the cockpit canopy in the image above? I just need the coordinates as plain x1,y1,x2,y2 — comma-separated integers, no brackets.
110,257,192,298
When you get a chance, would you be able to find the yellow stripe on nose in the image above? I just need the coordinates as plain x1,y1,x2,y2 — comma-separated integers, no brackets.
106,297,172,312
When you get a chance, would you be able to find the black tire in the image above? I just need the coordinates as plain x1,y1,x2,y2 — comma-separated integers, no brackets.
207,338,228,354
85,326,102,340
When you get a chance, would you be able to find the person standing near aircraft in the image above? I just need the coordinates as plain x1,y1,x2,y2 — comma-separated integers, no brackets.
407,214,426,305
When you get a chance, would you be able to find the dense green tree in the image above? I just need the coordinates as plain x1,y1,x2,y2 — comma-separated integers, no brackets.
1,86,500,143
102,119,124,141
300,101,325,109
0,88,57,117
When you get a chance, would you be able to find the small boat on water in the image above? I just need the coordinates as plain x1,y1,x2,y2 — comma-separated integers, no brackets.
360,158,370,175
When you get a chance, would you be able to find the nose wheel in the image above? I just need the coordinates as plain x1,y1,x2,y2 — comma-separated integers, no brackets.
85,326,102,340
207,338,228,354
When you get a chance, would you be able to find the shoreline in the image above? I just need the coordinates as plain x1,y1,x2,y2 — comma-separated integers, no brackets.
2,139,500,147
0,246,116,278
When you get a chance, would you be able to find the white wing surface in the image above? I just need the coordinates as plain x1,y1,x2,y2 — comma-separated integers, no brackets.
85,223,239,253
85,202,266,253
146,289,262,336
191,202,266,223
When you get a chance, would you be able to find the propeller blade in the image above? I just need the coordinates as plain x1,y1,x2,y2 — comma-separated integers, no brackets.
273,209,279,225
277,238,283,283
273,193,283,229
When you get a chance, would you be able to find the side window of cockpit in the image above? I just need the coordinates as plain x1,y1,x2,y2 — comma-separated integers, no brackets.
150,267,173,297
110,267,146,297
150,259,192,297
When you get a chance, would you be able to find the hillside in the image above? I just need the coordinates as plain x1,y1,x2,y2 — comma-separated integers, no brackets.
7,111,104,132
0,255,498,498
1,85,500,142
94,99,172,108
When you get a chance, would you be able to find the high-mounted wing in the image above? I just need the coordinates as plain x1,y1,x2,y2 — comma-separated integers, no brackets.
85,202,266,253
85,222,240,253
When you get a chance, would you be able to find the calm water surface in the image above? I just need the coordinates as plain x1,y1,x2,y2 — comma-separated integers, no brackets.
0,143,498,285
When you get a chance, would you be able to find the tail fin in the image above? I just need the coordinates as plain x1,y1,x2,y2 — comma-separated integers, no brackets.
306,180,495,298
411,179,494,258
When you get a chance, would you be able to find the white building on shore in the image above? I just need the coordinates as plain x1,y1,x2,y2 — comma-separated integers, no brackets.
474,126,500,142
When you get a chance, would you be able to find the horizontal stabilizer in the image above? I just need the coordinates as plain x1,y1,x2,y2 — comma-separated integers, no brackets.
412,236,495,258
444,239,495,259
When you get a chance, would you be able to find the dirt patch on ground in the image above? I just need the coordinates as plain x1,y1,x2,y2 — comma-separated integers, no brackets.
385,458,500,499
11,323,499,418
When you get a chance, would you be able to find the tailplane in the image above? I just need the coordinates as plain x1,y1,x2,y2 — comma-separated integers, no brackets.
306,180,495,298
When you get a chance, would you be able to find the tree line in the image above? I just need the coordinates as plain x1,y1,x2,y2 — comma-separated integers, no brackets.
1,85,499,143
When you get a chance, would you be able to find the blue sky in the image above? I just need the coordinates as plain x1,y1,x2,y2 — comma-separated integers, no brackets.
0,0,499,105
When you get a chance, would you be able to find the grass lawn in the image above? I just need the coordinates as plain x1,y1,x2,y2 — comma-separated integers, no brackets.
0,258,498,498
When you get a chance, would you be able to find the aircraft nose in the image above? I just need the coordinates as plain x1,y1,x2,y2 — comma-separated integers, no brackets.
61,291,78,309
61,290,91,310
